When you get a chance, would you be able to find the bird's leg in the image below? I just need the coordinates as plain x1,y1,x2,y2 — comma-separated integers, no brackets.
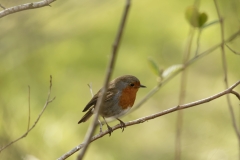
98,119,103,133
102,117,113,136
116,118,126,132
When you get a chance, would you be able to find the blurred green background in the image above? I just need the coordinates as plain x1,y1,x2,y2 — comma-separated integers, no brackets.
0,0,240,159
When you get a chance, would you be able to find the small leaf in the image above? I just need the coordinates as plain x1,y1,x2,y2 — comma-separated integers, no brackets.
185,6,199,27
148,58,160,76
199,12,208,27
162,64,183,79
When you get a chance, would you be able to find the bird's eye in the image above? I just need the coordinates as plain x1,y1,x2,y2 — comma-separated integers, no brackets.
130,83,134,87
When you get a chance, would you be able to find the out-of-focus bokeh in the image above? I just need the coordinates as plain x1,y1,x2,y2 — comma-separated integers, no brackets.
0,0,240,159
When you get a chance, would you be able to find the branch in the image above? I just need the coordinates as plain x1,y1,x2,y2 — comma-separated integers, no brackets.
76,0,131,159
0,0,56,18
0,75,55,153
214,1,240,159
58,80,240,159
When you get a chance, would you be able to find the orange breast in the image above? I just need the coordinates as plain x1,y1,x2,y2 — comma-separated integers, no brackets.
119,86,138,109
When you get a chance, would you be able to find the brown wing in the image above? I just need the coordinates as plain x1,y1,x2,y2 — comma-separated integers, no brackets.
82,87,117,112
82,90,99,112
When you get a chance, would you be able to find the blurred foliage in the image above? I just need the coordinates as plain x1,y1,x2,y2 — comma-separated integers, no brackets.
148,57,162,77
0,0,240,160
185,5,208,28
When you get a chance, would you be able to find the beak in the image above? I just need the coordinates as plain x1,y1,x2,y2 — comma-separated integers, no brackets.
140,84,146,88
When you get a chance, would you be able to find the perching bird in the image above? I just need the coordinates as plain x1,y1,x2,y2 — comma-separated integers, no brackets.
78,75,146,135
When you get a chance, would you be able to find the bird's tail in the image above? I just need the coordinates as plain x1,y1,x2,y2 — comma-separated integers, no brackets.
78,109,93,124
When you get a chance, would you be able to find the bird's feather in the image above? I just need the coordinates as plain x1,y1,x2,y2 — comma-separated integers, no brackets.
82,86,118,112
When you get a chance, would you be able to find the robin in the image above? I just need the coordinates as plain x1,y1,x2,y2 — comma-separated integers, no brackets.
78,75,146,135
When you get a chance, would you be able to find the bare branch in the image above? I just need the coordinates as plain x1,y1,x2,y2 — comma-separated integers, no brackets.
58,80,240,159
214,1,240,159
0,75,55,153
76,0,131,159
0,0,56,18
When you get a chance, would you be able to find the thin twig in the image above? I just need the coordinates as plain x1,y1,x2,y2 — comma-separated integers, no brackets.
195,29,202,55
175,26,195,160
76,1,131,159
214,1,240,159
226,44,240,55
0,4,6,10
231,90,240,100
0,75,55,153
87,83,103,132
87,83,94,97
58,80,240,159
0,0,56,18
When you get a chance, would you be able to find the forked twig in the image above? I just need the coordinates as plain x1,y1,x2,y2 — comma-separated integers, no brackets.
0,0,56,18
0,76,55,153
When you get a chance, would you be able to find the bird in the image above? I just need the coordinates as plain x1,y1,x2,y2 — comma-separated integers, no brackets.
78,75,146,136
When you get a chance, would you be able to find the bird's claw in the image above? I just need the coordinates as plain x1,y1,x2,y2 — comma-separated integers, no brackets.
107,125,113,136
120,121,126,132
117,118,126,132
